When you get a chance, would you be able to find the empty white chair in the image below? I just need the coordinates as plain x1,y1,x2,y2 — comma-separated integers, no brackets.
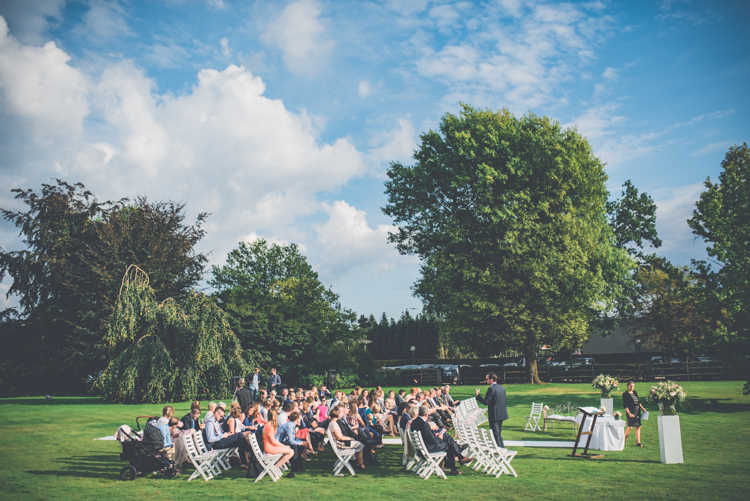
183,432,219,482
525,402,544,431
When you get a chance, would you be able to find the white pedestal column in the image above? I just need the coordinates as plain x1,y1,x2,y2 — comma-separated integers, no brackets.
600,397,613,415
657,415,684,464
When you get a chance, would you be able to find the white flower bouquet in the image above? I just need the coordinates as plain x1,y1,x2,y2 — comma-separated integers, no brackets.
591,374,620,398
646,380,686,415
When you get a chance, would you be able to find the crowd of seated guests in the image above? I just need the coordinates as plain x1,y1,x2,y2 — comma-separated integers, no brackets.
144,378,468,479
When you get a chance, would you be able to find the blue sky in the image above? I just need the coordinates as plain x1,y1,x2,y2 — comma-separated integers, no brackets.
1,0,748,319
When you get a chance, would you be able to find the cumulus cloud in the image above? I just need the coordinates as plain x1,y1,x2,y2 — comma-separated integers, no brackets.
651,183,708,263
314,200,402,278
1,28,369,282
0,0,64,46
261,0,335,74
368,117,417,169
0,16,89,147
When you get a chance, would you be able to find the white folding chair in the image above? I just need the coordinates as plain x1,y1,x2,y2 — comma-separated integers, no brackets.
525,402,544,431
183,432,220,481
193,432,229,473
248,433,282,482
326,428,357,477
409,430,447,480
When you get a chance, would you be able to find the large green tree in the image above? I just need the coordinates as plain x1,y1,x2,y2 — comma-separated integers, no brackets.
210,239,359,382
0,180,207,393
687,143,750,390
383,106,633,383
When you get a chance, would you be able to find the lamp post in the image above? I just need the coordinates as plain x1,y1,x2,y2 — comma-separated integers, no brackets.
410,345,416,364
635,338,641,354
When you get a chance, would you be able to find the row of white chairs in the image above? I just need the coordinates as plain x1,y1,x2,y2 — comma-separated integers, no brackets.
452,397,518,478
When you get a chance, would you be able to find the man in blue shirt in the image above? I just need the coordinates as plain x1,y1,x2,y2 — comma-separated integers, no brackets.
205,406,251,468
278,411,306,474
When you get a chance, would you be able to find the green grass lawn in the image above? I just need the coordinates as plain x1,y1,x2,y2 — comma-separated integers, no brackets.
1,381,749,500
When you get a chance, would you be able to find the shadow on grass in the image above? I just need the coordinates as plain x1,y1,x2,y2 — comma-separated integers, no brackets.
0,397,103,406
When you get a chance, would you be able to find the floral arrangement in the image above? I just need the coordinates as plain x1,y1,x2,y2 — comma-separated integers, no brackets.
613,411,622,420
591,374,620,398
646,380,687,415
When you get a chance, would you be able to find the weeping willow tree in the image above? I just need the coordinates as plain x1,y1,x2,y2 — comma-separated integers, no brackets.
95,265,253,403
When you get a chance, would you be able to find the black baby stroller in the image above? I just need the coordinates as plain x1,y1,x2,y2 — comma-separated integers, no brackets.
118,416,177,481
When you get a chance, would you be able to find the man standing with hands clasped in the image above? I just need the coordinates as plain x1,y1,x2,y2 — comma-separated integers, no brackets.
475,372,508,447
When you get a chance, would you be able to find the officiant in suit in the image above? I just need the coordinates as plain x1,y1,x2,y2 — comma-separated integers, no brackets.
475,372,508,447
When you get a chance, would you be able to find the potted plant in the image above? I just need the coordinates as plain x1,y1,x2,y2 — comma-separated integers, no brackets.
591,374,619,414
646,380,687,464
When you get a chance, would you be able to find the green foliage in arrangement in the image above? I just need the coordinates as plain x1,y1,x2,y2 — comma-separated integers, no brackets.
95,266,252,403
383,105,634,383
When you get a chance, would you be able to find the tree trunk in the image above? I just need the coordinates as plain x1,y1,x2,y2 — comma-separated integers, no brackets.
524,349,543,384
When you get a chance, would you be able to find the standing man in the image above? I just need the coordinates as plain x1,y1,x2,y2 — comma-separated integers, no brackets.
234,378,254,418
475,372,508,447
268,367,281,393
248,367,260,402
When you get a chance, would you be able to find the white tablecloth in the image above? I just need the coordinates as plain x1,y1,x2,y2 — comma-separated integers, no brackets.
574,414,625,451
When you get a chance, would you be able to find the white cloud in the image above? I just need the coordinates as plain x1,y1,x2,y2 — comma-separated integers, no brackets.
242,231,308,254
651,183,706,261
220,37,231,58
602,66,618,81
692,141,733,157
0,0,64,46
260,0,335,74
412,2,614,110
368,117,417,168
358,79,375,97
0,17,89,145
206,0,226,10
314,200,403,278
75,0,133,41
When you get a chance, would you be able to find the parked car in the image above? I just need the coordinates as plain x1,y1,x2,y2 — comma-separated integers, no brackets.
569,357,596,368
649,356,682,364
503,358,526,367
479,363,502,368
439,364,459,382
399,364,422,370
695,357,714,363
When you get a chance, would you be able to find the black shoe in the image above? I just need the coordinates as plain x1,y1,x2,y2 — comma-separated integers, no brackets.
286,472,296,478
459,444,469,452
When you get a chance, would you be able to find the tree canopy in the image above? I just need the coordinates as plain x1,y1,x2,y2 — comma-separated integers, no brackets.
0,180,207,393
687,143,750,391
95,266,251,403
383,105,633,382
210,239,359,381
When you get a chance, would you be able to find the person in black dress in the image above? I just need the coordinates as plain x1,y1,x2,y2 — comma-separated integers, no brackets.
623,381,647,446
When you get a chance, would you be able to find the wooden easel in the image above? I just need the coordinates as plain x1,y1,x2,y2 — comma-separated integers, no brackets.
568,407,605,459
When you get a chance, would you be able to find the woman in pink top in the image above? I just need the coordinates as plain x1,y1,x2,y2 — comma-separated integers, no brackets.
315,396,328,422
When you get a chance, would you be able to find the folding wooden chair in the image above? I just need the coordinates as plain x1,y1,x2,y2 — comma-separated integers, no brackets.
248,433,282,482
483,428,518,477
326,428,357,477
525,402,544,431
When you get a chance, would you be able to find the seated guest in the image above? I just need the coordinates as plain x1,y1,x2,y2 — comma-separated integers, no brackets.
257,389,268,403
319,385,332,400
204,402,217,421
411,405,471,475
262,409,295,478
156,405,178,427
260,399,272,420
395,389,406,406
442,385,459,406
155,416,175,461
205,406,251,467
278,401,294,427
285,391,295,407
278,411,309,471
328,406,365,472
399,402,416,431
385,391,397,413
243,402,261,431
372,403,398,437
168,417,188,471
181,402,204,432
315,396,328,423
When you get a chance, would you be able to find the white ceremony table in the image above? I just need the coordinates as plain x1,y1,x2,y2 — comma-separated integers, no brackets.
574,413,626,451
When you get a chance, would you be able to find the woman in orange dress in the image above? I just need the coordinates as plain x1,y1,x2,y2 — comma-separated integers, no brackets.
262,409,295,473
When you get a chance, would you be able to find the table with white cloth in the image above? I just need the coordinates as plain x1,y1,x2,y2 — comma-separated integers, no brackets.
574,413,626,451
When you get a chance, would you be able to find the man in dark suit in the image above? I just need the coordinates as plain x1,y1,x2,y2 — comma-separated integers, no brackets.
336,405,380,465
411,405,471,475
235,378,254,417
475,372,508,447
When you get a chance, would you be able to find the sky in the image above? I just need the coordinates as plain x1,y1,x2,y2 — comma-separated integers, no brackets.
1,0,748,320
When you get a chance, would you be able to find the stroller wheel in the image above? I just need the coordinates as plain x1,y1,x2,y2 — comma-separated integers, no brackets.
120,466,137,481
